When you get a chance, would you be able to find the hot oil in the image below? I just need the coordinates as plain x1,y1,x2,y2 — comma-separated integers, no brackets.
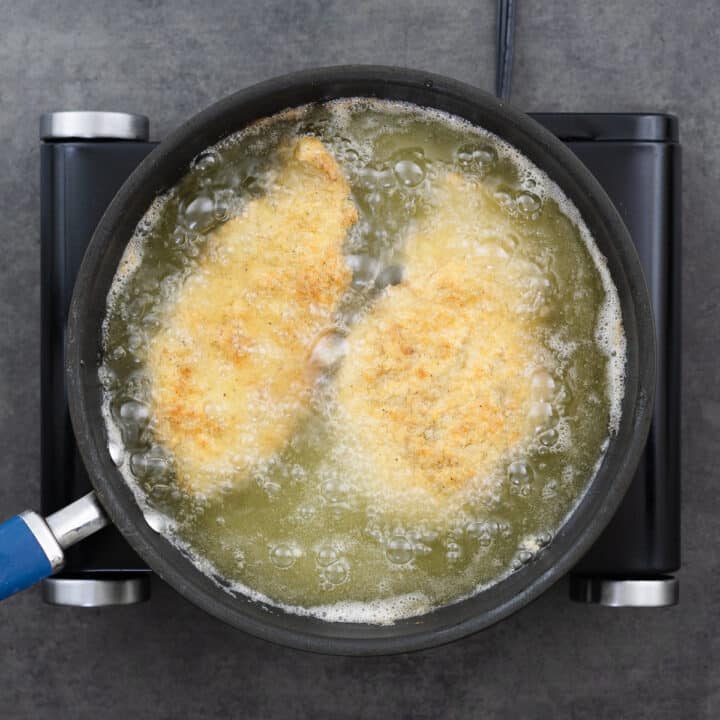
101,100,624,623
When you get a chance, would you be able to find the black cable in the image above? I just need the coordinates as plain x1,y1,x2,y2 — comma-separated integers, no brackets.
495,0,516,101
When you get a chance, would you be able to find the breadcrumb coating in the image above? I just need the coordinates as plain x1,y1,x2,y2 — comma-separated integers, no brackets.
148,138,357,494
335,173,549,507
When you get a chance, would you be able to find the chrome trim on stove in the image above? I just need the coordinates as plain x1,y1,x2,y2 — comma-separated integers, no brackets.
39,111,149,141
569,576,678,607
46,492,108,550
19,511,64,572
42,576,151,607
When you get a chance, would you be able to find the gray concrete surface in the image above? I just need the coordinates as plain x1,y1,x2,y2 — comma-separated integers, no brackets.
1,0,718,717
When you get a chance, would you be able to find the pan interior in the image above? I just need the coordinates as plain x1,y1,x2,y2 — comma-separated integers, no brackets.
100,97,625,626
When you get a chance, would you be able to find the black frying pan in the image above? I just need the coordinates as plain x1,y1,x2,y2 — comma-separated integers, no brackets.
0,67,655,655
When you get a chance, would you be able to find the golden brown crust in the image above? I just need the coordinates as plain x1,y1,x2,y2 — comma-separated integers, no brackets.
335,173,549,507
147,137,357,495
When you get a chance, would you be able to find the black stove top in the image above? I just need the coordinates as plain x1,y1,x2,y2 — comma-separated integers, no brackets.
39,111,681,609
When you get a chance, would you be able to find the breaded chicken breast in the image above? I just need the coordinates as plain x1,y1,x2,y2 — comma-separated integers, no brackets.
148,137,358,495
335,173,552,510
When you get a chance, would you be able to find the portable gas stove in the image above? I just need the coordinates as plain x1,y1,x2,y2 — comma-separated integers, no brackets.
38,109,681,609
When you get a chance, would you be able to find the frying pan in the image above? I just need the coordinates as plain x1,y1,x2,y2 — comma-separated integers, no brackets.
0,66,655,654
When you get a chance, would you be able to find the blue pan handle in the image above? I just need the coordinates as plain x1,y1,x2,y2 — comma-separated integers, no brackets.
0,492,108,601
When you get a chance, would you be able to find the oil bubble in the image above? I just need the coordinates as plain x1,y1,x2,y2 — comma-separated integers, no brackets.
142,312,161,331
365,191,382,214
119,400,150,424
148,483,171,499
508,461,532,486
393,159,425,187
343,148,360,163
108,440,124,467
191,150,219,172
537,427,559,447
531,370,556,401
494,189,515,209
528,401,554,427
316,545,339,567
516,192,541,214
143,508,171,534
270,543,301,569
126,331,145,354
555,382,573,409
518,549,534,564
321,479,352,513
118,400,151,448
466,521,493,547
386,536,414,565
359,165,395,190
98,364,117,389
261,480,282,499
130,446,170,479
213,189,234,221
310,331,348,370
456,143,497,172
321,558,350,585
182,196,216,232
